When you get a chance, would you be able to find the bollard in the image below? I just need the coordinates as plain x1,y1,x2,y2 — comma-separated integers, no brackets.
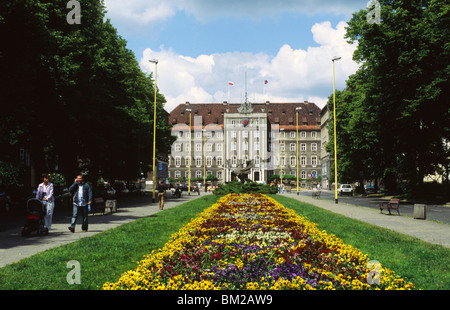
413,204,427,220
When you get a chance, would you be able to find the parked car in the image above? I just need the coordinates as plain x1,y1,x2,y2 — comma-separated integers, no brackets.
338,184,353,196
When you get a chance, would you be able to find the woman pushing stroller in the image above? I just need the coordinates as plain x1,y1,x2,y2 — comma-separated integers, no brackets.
35,173,55,232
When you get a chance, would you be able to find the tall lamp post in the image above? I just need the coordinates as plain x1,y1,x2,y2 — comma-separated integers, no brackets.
203,129,207,193
186,108,192,196
296,107,302,195
280,128,285,192
149,59,158,203
332,56,341,204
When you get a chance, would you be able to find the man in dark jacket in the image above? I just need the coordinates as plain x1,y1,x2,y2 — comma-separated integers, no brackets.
68,174,92,233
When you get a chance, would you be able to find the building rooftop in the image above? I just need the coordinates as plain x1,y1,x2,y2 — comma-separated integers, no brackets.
169,101,321,130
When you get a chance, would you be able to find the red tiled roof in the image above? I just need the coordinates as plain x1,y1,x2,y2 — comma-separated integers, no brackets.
169,102,321,130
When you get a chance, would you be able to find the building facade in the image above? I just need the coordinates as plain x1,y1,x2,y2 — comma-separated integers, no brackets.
168,101,322,186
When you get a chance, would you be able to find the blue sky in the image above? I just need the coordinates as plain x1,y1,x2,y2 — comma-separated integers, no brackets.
103,0,368,111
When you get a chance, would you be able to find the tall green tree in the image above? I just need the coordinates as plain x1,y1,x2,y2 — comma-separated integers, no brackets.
0,0,175,186
332,0,450,195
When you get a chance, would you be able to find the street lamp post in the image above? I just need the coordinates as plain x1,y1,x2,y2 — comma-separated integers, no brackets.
203,129,207,193
280,128,285,192
296,107,302,196
149,59,158,203
332,56,341,204
186,108,192,196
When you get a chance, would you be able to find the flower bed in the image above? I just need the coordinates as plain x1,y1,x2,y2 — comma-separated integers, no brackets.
104,194,415,290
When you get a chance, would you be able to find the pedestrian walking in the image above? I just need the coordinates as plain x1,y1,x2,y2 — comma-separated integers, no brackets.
36,173,54,232
68,174,92,233
157,181,166,210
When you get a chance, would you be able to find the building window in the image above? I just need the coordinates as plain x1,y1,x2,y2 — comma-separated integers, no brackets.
301,171,307,179
254,131,260,138
196,144,202,152
281,143,285,151
254,156,260,165
311,156,317,166
291,170,296,177
301,143,307,152
175,144,181,152
231,131,237,138
231,142,236,151
231,156,237,166
301,156,307,166
175,171,181,178
311,131,317,138
217,132,223,138
196,171,202,178
243,142,248,151
217,157,223,166
254,143,260,151
301,131,306,138
175,157,181,167
243,156,248,167
185,143,190,152
290,143,296,151
196,132,201,139
217,171,223,180
290,131,296,138
281,156,286,166
185,171,189,179
206,157,212,166
217,143,223,152
206,131,212,138
243,130,248,138
290,156,296,166
206,143,212,152
196,157,202,166
311,143,317,152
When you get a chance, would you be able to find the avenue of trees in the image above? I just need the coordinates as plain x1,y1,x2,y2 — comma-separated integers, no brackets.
0,0,175,187
327,0,449,197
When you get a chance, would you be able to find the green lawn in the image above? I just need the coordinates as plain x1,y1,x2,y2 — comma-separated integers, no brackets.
0,194,448,290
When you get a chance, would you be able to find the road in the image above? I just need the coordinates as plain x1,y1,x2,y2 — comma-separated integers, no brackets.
286,190,450,225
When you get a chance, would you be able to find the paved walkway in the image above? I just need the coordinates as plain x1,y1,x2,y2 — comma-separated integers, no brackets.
0,192,212,268
284,190,450,249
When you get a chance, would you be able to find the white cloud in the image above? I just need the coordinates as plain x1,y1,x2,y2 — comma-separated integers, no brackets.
140,21,359,111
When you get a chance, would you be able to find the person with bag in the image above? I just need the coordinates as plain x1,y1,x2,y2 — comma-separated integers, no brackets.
36,173,54,232
157,181,166,210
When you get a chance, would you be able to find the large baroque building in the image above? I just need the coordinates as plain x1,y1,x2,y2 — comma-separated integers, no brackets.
167,100,322,186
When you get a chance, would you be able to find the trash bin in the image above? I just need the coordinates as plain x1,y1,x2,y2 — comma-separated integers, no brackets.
106,200,117,213
413,204,426,220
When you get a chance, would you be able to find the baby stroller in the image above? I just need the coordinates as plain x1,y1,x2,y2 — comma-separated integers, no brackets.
21,198,48,237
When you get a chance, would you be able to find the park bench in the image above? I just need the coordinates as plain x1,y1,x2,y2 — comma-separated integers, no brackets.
312,191,321,199
380,198,401,215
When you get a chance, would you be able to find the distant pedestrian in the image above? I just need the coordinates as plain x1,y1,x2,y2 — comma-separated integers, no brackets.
36,173,54,232
157,181,166,210
68,174,92,233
